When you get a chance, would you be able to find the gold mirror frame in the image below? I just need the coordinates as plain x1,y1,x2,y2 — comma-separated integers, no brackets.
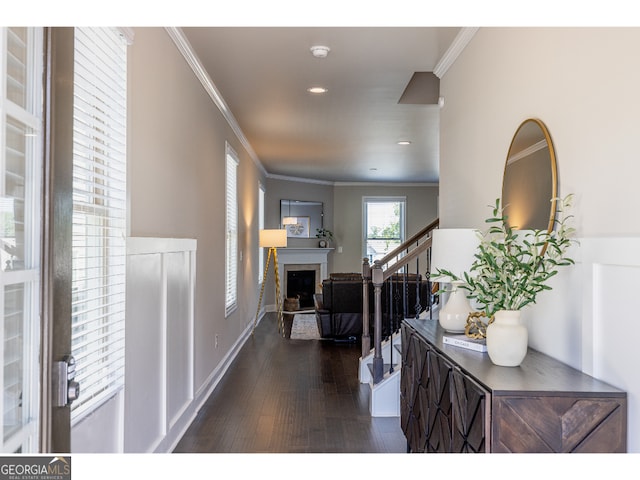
501,118,558,233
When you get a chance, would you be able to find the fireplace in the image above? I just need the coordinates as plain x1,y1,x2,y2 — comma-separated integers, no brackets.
286,269,316,308
275,247,332,313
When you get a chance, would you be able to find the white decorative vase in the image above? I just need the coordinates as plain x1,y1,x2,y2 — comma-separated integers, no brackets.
486,310,528,367
438,281,472,333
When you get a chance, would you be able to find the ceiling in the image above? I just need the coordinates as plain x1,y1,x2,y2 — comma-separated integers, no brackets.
181,27,462,184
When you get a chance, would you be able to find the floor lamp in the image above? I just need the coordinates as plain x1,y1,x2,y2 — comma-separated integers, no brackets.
253,229,288,336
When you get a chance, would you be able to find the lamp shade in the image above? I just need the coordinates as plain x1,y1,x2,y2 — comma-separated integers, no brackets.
259,229,287,248
282,216,298,226
430,228,479,281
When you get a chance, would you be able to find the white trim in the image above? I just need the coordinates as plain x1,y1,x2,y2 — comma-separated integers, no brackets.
433,27,479,79
269,172,437,188
335,181,439,187
126,237,197,255
267,172,334,186
506,139,548,165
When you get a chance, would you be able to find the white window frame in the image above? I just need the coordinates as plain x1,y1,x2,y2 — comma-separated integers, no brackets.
71,27,128,423
0,26,43,454
258,182,265,284
362,196,406,262
225,143,239,317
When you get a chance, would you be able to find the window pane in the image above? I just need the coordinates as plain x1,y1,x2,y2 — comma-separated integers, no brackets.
258,185,264,283
3,284,24,442
0,25,42,454
6,28,28,108
2,117,31,272
365,199,404,262
225,148,239,316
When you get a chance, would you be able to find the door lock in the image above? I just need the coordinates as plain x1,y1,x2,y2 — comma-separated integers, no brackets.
53,355,80,407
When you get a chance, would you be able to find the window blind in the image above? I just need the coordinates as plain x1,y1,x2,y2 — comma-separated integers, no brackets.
225,144,239,317
71,27,127,421
258,183,265,283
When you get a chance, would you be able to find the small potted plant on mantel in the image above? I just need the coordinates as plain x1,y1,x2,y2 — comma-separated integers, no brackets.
436,194,577,367
316,228,334,248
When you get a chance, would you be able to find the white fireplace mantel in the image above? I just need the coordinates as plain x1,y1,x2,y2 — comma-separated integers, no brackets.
276,247,333,284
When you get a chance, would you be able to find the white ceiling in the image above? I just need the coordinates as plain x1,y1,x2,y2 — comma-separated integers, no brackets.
181,27,461,184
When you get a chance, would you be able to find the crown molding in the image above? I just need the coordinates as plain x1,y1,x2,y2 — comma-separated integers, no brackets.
267,173,335,186
165,27,267,177
433,27,479,79
334,181,439,188
267,172,438,188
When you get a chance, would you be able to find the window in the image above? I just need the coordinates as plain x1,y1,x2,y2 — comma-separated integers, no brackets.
225,143,239,316
0,26,43,453
258,183,265,283
363,197,406,262
71,27,127,422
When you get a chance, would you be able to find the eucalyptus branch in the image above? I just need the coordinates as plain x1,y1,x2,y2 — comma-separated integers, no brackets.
435,195,577,317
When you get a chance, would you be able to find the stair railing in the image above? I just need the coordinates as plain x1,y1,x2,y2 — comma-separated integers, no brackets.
363,218,439,384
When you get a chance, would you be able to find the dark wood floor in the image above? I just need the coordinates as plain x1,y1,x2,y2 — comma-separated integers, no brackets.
173,312,407,454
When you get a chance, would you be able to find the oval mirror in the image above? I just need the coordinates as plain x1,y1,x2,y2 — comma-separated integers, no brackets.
502,118,557,232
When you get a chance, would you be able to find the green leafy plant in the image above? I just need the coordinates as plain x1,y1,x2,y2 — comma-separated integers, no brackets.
436,194,577,317
316,228,334,241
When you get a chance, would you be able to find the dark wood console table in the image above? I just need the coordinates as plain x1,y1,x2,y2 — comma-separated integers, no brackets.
401,318,627,453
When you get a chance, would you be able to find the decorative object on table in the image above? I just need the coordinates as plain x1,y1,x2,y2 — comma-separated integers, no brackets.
252,229,288,336
430,228,479,333
286,216,310,237
315,227,334,248
442,333,487,353
485,309,527,366
436,195,576,366
464,311,493,339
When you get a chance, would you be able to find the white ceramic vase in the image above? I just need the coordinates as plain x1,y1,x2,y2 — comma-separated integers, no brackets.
485,309,528,367
438,281,472,333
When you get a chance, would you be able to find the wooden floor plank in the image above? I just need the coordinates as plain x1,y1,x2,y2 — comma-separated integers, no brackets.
173,313,407,453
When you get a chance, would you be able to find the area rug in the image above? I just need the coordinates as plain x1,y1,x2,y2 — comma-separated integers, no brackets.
290,313,320,340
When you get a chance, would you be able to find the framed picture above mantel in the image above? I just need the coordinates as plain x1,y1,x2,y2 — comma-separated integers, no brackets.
285,216,310,238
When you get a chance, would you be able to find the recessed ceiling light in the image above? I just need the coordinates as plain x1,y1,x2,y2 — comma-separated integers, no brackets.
307,86,328,94
310,45,330,58
397,140,411,145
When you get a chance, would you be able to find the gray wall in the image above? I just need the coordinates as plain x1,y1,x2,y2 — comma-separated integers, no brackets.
266,178,438,275
265,177,334,246
332,184,439,273
440,27,640,451
128,27,265,393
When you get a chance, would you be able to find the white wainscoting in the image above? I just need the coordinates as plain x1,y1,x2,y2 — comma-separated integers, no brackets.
579,237,640,452
124,237,196,453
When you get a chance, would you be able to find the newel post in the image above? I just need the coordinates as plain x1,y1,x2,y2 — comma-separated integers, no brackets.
371,261,384,384
361,258,371,358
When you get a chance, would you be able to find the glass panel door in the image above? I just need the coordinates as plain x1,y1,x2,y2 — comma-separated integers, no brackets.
0,26,43,453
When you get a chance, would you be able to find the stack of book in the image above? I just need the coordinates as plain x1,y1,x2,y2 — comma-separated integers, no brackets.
442,334,487,352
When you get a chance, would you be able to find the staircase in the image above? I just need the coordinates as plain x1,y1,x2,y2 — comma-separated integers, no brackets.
359,219,439,417
359,334,403,417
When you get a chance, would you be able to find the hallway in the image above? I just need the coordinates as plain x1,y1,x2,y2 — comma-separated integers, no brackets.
173,313,407,453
